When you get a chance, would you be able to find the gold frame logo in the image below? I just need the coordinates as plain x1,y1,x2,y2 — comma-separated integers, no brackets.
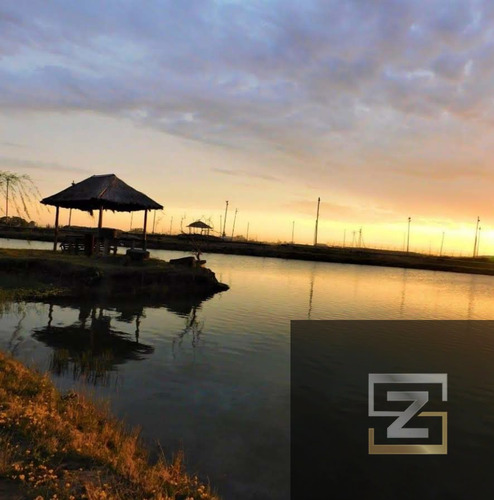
368,373,447,455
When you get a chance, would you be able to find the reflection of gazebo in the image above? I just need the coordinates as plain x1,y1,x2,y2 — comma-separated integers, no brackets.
35,302,154,385
187,220,212,236
41,174,163,251
33,290,216,384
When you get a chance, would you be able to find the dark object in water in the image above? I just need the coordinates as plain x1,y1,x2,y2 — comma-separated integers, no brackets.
169,256,206,268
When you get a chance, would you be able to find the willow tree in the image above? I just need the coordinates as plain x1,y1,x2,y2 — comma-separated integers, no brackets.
0,171,41,220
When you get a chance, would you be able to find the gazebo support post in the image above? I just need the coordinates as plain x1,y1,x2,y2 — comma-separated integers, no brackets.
143,209,148,250
98,207,103,230
53,206,60,252
96,207,104,254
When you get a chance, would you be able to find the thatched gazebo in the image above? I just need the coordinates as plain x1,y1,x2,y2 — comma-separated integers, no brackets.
41,174,163,251
187,220,212,236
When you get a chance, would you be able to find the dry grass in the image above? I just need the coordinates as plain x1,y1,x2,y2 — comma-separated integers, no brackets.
0,350,219,500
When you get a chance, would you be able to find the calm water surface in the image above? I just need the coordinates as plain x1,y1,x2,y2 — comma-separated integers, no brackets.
2,239,494,499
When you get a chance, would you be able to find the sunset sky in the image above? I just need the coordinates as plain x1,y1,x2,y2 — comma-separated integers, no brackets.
1,0,494,254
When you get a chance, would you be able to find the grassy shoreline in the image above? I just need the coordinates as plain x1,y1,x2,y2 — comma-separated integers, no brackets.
0,248,228,302
0,350,219,499
2,230,494,277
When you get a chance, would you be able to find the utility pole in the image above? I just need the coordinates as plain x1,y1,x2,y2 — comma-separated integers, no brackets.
406,217,411,253
152,210,157,234
473,216,480,257
291,221,295,244
314,197,320,246
222,201,229,238
358,227,362,247
477,226,482,256
440,231,445,256
169,216,173,235
246,222,250,241
231,208,238,239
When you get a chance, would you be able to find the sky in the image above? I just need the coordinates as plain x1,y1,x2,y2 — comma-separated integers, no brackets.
1,0,494,254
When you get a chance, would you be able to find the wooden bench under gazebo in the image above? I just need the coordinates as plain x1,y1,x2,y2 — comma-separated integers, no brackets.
41,174,163,258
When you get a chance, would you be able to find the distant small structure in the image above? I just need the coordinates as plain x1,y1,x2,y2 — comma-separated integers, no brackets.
187,220,212,236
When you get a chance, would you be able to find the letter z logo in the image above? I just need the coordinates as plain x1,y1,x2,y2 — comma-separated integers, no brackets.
368,374,447,455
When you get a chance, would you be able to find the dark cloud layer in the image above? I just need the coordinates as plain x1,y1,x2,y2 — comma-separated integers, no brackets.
0,156,91,174
212,167,279,182
1,0,493,222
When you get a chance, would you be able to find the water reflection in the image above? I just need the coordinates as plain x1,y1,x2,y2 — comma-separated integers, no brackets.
8,307,27,356
467,274,478,319
399,268,409,318
34,302,154,385
172,305,204,353
5,241,494,499
307,266,315,319
33,291,216,385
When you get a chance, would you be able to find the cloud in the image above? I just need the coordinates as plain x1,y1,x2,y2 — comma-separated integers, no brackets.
432,52,468,81
1,1,493,140
1,0,494,221
0,156,91,174
212,167,279,182
394,166,492,182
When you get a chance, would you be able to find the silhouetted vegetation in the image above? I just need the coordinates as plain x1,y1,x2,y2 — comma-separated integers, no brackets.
0,216,36,228
0,171,41,220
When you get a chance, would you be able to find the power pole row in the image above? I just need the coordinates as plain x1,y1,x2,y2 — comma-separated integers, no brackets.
172,204,484,256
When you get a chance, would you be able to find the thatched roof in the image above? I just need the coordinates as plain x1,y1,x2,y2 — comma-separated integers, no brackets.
187,220,212,229
41,174,163,212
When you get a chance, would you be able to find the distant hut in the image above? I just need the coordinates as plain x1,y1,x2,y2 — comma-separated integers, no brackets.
41,174,163,251
187,220,212,236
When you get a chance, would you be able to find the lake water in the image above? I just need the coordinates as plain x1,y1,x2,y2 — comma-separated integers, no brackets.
2,239,494,499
